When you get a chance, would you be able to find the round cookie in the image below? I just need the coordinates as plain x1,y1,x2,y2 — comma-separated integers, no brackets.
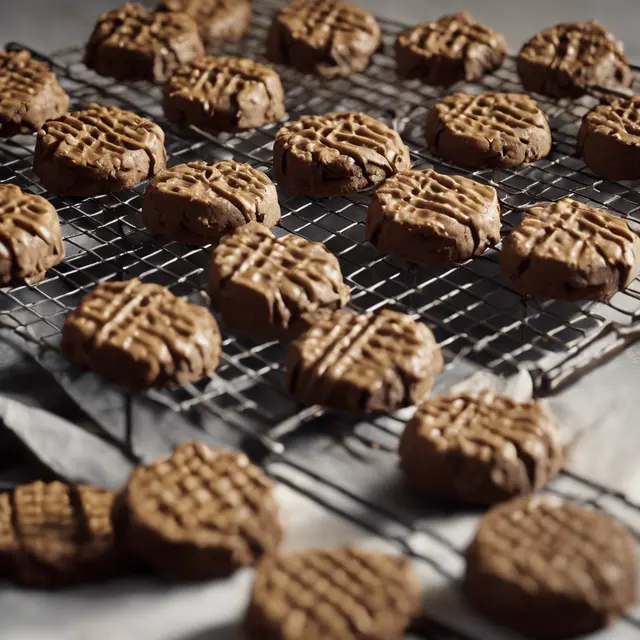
209,222,350,338
286,308,443,413
500,197,640,301
464,495,638,639
33,103,166,197
274,111,411,197
0,184,65,287
0,481,125,588
0,50,69,138
517,21,632,99
395,13,507,86
425,92,552,169
398,391,564,505
246,547,422,640
84,2,204,84
117,441,282,580
61,279,221,391
143,160,280,245
163,56,285,132
266,0,381,78
366,168,501,265
157,0,251,49
577,96,640,181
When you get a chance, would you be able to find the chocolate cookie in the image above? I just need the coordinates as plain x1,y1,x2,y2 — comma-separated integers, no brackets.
286,308,443,413
425,92,552,169
399,391,564,505
246,547,422,640
274,111,411,197
163,56,285,132
157,0,251,49
117,441,282,580
0,184,64,287
517,21,633,99
577,96,640,181
266,0,381,78
61,279,221,390
84,3,204,84
209,222,350,338
501,198,640,301
0,50,69,138
143,160,280,245
464,495,638,638
395,13,507,86
0,481,124,588
33,103,166,197
366,168,501,265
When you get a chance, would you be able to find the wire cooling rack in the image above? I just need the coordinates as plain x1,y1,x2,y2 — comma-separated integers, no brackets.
2,1,640,638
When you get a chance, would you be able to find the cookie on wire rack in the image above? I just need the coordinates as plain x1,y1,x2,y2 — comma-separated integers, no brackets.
286,308,443,413
500,198,640,301
115,441,283,580
246,547,422,640
0,184,65,287
464,495,638,639
395,12,507,86
274,111,411,198
157,0,252,50
163,56,286,132
425,92,552,169
62,279,221,391
33,103,166,197
399,391,564,505
577,96,640,181
366,168,501,265
0,50,69,138
517,20,633,99
266,0,381,78
208,222,350,338
0,481,126,588
143,160,281,245
84,2,204,84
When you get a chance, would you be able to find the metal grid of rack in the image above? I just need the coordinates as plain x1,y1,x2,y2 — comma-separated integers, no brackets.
1,2,640,636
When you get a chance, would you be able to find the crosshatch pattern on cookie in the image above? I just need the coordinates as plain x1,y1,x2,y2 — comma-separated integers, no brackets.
0,184,64,285
248,547,421,639
38,103,166,171
126,442,281,562
61,279,220,389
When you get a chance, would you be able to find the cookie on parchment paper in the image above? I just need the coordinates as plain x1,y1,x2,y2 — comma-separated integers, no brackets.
246,547,422,640
517,21,632,99
395,12,507,86
266,0,381,78
209,222,350,338
286,308,443,413
425,91,552,169
143,160,280,245
464,495,638,639
33,103,166,197
84,3,204,84
0,184,65,287
0,50,69,138
500,197,640,301
0,481,125,588
274,111,411,197
163,56,285,132
366,168,501,265
577,96,640,182
157,0,251,50
62,279,221,391
116,441,283,580
398,391,564,505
